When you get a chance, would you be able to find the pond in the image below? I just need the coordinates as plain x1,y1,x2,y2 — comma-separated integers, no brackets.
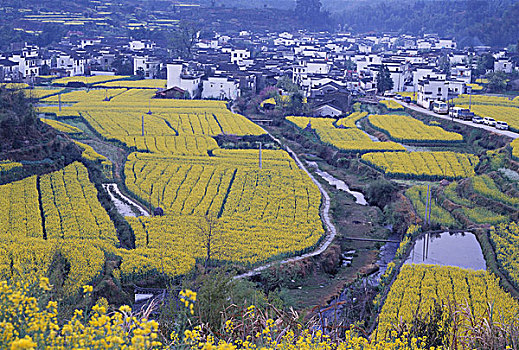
306,161,368,206
405,232,486,270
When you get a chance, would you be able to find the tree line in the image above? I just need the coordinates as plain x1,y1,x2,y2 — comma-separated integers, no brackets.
335,0,519,48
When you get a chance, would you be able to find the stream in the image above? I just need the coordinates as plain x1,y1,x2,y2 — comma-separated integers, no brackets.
103,183,149,217
319,230,486,330
319,231,400,329
356,121,381,142
306,161,368,206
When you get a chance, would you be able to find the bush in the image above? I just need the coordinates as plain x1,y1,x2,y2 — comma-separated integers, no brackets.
366,179,397,209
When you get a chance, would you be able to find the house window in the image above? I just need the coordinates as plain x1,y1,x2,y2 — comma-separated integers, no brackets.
438,87,442,93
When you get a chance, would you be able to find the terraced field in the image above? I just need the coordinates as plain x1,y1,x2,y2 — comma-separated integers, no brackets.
377,264,519,341
287,115,405,153
361,151,479,179
32,88,326,282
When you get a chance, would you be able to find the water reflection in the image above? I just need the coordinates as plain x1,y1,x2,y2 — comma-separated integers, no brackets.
405,232,486,270
306,161,368,205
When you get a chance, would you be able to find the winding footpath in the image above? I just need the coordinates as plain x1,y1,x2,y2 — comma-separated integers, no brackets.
234,132,337,279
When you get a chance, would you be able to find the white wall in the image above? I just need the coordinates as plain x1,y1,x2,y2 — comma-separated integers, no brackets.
166,63,182,88
202,77,240,100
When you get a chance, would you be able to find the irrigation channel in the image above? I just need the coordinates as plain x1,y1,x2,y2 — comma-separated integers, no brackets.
306,161,368,206
319,231,485,329
103,183,150,217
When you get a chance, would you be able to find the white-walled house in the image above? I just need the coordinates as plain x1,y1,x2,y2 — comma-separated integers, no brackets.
133,56,160,78
8,46,42,78
274,37,295,46
417,40,433,50
166,62,201,98
0,59,20,81
80,38,101,49
229,49,251,65
412,67,446,92
447,80,466,97
315,103,343,117
129,40,156,51
450,65,471,84
202,76,240,100
56,54,85,76
494,58,514,73
417,78,449,109
435,39,457,50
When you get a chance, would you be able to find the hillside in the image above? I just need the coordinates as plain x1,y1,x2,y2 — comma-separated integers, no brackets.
0,88,81,179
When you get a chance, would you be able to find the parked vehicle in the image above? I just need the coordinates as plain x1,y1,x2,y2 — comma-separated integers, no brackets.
483,117,496,126
403,96,412,103
472,116,484,124
496,121,509,130
432,101,448,114
395,95,403,100
453,108,474,120
384,91,396,97
449,107,474,120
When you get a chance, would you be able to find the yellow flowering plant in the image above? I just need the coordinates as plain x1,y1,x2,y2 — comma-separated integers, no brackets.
0,278,162,349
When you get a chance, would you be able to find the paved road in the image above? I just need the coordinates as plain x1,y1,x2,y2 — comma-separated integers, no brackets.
395,99,519,140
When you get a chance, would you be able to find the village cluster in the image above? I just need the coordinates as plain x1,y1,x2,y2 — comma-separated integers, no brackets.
1,31,517,112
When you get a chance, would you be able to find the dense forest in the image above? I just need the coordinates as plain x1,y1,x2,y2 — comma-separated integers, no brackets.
200,0,519,47
335,0,519,48
1,0,518,48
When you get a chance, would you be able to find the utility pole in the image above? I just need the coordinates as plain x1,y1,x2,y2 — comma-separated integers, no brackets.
141,115,144,136
424,184,431,226
58,93,62,112
259,142,262,169
468,86,472,111
427,185,432,225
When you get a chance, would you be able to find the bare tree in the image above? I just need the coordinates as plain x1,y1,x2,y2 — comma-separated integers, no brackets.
195,214,223,269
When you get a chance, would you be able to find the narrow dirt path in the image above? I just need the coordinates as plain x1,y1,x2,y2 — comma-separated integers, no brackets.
234,129,338,279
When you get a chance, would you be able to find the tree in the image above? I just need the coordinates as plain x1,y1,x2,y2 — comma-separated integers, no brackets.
287,91,305,115
438,55,450,76
294,0,331,30
344,59,356,71
486,71,508,93
168,21,200,59
475,54,495,76
366,179,397,209
376,64,394,93
295,0,322,20
195,214,223,269
276,76,300,94
111,57,133,75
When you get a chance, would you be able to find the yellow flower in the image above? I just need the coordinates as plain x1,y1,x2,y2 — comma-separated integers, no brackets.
38,277,52,291
10,336,37,350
